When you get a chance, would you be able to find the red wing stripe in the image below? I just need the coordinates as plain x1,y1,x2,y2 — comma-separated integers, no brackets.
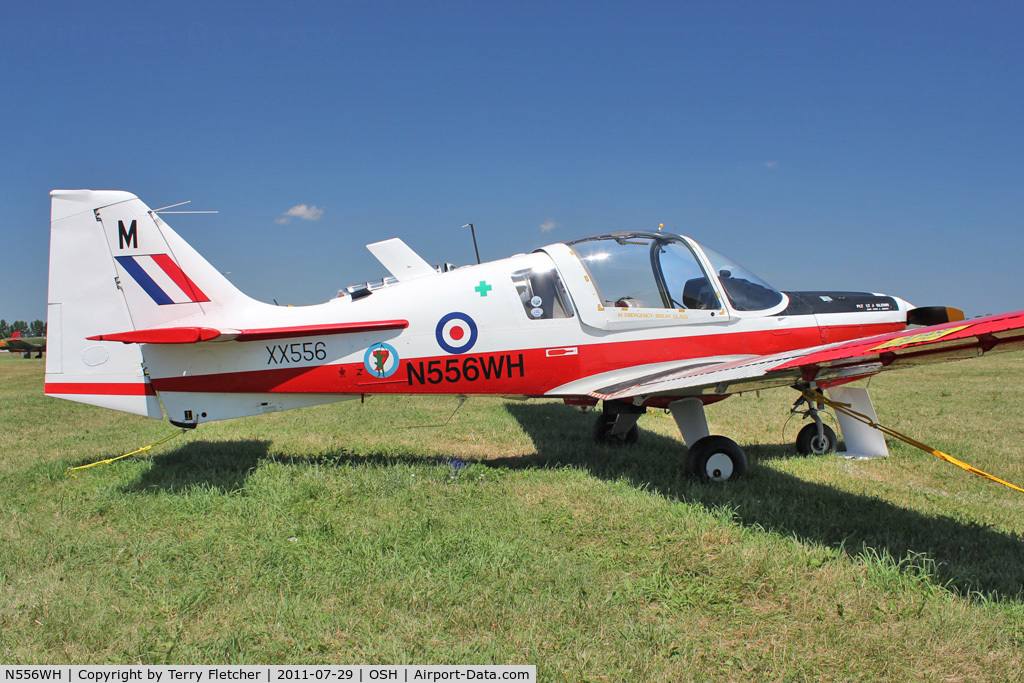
150,253,210,303
45,382,157,396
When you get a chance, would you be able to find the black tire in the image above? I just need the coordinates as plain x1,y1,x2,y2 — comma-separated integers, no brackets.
592,413,639,445
686,435,747,482
795,423,838,455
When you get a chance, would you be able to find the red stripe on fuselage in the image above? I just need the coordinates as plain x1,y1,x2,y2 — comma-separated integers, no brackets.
149,322,903,396
45,382,157,396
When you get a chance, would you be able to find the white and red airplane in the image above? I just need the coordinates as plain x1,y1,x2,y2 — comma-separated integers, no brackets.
44,190,1024,481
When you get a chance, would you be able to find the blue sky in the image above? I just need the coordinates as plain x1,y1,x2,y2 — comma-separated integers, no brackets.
2,1,1022,322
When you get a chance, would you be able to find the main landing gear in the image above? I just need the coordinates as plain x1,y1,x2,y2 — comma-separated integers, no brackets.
593,399,748,483
685,435,747,482
592,388,843,482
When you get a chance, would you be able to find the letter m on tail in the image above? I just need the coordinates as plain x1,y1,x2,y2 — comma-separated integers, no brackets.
118,219,138,249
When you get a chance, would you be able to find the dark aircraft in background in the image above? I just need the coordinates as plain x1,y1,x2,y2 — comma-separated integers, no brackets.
1,331,45,358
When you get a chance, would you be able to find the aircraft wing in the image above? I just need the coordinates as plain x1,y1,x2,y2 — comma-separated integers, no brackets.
569,311,1024,402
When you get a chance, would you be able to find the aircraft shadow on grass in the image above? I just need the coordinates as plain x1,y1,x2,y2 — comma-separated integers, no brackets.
121,440,272,495
499,402,1024,603
119,439,448,496
114,403,1024,602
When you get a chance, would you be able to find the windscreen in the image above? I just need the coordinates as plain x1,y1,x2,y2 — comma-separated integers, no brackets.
697,243,784,311
569,235,718,310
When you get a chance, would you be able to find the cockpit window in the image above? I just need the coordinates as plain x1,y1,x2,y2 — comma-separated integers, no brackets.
698,242,783,311
511,266,575,319
659,242,720,310
567,233,785,313
569,238,664,308
568,234,719,310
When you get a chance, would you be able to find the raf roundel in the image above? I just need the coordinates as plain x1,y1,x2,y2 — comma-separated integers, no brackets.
435,312,479,354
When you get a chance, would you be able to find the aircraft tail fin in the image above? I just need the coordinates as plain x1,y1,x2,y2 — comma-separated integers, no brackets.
45,190,250,417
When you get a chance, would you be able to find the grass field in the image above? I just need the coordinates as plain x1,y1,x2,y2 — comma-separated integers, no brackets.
2,353,1023,679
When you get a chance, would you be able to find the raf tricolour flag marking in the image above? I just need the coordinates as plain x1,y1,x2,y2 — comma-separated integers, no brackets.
115,254,210,305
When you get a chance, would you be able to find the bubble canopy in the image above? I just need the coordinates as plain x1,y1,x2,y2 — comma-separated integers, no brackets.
565,232,784,313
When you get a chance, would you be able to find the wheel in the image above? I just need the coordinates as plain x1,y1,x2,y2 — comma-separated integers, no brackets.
686,435,747,482
796,423,838,455
592,412,639,445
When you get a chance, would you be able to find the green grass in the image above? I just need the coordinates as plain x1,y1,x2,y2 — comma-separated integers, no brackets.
2,353,1024,680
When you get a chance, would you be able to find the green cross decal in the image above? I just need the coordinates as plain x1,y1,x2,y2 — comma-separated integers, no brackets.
475,280,493,297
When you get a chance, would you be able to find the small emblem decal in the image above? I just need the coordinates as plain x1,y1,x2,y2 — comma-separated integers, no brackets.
364,342,400,378
436,312,478,354
475,280,493,297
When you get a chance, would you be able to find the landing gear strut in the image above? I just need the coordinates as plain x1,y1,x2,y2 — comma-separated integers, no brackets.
593,401,641,445
792,390,838,455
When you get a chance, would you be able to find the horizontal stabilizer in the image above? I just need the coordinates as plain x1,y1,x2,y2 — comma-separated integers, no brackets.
88,327,223,344
231,320,409,342
88,320,409,344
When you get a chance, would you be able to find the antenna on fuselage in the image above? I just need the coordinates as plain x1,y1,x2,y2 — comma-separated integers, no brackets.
461,223,481,264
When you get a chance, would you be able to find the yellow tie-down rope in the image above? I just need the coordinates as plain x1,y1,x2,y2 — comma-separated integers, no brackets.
803,389,1024,494
65,428,187,476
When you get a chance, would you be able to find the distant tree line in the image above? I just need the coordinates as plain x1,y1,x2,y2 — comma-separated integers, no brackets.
0,319,46,337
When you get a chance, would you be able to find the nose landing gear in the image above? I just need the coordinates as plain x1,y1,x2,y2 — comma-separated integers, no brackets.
792,390,838,455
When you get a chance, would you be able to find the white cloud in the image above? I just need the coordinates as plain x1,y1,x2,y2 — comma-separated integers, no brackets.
276,204,325,224
540,218,559,232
